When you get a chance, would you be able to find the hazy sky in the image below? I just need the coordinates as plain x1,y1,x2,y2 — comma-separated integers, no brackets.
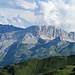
0,0,75,32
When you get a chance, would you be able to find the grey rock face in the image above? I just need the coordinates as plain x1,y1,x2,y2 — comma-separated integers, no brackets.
22,33,38,44
24,25,75,42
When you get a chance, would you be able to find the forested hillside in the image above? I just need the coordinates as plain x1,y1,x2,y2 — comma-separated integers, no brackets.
0,55,75,75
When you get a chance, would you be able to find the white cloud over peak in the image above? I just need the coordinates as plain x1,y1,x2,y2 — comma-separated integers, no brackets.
39,0,75,32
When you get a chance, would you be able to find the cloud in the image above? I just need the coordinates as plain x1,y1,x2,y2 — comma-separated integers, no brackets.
16,0,38,10
0,8,37,26
0,13,31,28
0,0,17,9
0,0,75,32
0,15,9,24
39,0,75,32
11,15,32,28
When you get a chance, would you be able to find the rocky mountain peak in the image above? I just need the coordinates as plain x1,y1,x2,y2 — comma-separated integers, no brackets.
23,25,75,42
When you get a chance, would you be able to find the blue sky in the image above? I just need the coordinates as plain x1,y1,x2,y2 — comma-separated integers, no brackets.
0,0,75,32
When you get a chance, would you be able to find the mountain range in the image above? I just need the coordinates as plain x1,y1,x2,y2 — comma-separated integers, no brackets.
0,24,75,66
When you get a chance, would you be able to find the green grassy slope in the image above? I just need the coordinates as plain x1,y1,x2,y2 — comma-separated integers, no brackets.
0,55,75,75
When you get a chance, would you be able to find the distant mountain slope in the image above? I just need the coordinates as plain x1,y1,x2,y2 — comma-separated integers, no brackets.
0,24,23,33
1,37,75,66
0,25,75,66
0,55,75,75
